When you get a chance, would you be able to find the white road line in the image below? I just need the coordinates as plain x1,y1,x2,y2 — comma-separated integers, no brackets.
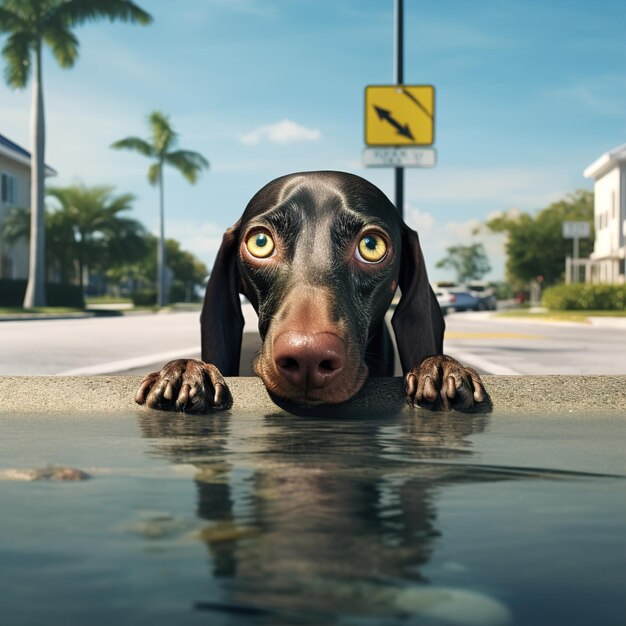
57,347,200,376
447,348,521,375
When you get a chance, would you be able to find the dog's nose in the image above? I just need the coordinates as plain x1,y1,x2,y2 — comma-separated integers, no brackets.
273,331,346,390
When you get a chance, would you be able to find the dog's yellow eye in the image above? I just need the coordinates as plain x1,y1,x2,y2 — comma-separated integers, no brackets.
357,233,387,263
246,231,275,258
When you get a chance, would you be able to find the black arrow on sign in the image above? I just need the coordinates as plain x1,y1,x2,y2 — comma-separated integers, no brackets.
402,88,433,119
373,106,415,140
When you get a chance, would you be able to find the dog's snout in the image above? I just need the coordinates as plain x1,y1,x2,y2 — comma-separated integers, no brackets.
273,331,346,390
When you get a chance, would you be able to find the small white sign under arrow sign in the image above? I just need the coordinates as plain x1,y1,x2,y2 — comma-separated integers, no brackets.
363,147,437,168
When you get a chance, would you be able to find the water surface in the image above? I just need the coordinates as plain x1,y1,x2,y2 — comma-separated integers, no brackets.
1,409,625,626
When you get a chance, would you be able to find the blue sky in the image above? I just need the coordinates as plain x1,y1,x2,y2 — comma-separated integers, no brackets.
1,0,625,281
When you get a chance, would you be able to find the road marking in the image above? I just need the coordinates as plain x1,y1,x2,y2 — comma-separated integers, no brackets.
446,348,521,376
57,347,200,376
446,332,543,340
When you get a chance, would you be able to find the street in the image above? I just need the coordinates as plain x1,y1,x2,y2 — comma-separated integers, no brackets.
0,307,624,376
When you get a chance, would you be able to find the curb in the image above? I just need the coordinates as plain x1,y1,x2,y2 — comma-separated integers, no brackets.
1,375,625,417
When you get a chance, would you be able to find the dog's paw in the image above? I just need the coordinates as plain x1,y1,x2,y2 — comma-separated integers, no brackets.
135,359,232,413
405,355,485,411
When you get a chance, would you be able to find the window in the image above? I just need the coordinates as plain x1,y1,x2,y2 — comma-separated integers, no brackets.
1,172,18,205
611,190,616,219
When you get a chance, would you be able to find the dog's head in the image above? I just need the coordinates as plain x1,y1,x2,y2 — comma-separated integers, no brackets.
201,171,443,406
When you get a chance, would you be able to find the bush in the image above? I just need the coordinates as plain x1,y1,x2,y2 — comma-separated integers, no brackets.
0,279,84,308
131,289,157,307
542,283,626,310
131,285,200,306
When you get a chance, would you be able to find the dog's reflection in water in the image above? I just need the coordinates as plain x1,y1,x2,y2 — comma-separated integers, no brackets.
138,410,513,622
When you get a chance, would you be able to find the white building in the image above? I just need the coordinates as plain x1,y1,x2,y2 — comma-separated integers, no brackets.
583,143,626,284
0,133,56,279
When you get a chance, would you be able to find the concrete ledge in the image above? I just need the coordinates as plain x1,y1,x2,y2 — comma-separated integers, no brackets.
0,375,625,416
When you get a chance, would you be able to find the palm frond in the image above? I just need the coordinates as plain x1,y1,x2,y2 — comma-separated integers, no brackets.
0,6,27,34
164,149,209,184
106,192,136,215
52,0,153,27
111,136,155,158
0,205,30,245
147,162,161,186
2,31,33,87
43,23,79,68
149,111,178,155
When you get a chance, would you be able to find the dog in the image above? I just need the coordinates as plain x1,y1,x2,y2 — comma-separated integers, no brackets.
135,171,485,413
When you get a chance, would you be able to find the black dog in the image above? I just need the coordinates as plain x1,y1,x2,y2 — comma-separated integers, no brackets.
136,171,485,412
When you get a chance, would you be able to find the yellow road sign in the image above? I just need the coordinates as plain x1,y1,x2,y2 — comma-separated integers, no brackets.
365,85,435,146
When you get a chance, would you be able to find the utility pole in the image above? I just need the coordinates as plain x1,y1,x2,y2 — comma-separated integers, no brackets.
394,0,404,218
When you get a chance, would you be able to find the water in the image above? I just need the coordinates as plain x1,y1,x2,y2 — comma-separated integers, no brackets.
0,409,625,626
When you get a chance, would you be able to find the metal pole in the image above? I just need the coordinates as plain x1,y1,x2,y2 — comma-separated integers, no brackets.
394,0,404,218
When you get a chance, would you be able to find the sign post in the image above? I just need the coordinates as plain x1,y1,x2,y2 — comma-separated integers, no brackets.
562,221,590,283
363,0,436,218
394,0,404,217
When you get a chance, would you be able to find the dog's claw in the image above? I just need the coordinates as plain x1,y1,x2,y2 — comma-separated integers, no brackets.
164,381,174,401
136,359,232,414
406,373,417,400
214,383,226,407
405,355,485,411
445,375,456,399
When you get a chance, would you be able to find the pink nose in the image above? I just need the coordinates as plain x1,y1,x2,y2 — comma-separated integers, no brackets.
273,332,346,390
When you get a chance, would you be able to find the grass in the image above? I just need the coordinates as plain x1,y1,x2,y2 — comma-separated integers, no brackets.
85,296,133,304
496,309,626,322
0,302,201,316
0,306,85,315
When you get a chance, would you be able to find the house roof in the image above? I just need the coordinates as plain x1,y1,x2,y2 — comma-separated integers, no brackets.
583,142,626,180
0,132,57,177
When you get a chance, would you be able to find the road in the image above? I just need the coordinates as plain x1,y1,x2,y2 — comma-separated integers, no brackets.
0,307,624,376
443,311,626,375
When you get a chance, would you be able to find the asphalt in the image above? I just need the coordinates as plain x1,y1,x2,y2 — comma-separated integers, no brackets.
1,375,625,417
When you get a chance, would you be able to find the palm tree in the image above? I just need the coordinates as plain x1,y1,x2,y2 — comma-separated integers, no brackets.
0,0,152,308
112,111,209,307
1,205,74,281
47,184,147,291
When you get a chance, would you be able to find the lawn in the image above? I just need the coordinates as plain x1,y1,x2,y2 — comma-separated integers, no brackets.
496,309,626,322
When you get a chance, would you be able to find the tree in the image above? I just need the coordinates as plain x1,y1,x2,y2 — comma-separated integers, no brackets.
1,184,148,289
1,204,75,282
110,236,209,303
0,0,152,308
436,243,491,284
111,111,209,307
47,184,148,290
487,190,594,288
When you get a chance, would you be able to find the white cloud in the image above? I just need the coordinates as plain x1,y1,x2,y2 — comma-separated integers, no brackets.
405,204,507,282
165,220,226,270
546,74,626,117
240,119,321,146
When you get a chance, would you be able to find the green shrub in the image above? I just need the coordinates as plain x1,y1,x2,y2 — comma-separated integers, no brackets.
0,279,84,308
131,289,157,307
542,283,626,310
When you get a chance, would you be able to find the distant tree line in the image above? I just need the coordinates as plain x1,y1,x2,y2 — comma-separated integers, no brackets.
434,189,594,295
487,189,594,290
0,183,208,303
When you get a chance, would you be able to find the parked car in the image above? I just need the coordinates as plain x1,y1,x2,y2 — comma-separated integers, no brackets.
448,289,481,312
467,280,497,310
434,288,456,315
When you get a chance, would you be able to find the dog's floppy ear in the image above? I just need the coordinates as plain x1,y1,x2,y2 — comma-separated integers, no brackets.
200,221,244,375
391,225,445,372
